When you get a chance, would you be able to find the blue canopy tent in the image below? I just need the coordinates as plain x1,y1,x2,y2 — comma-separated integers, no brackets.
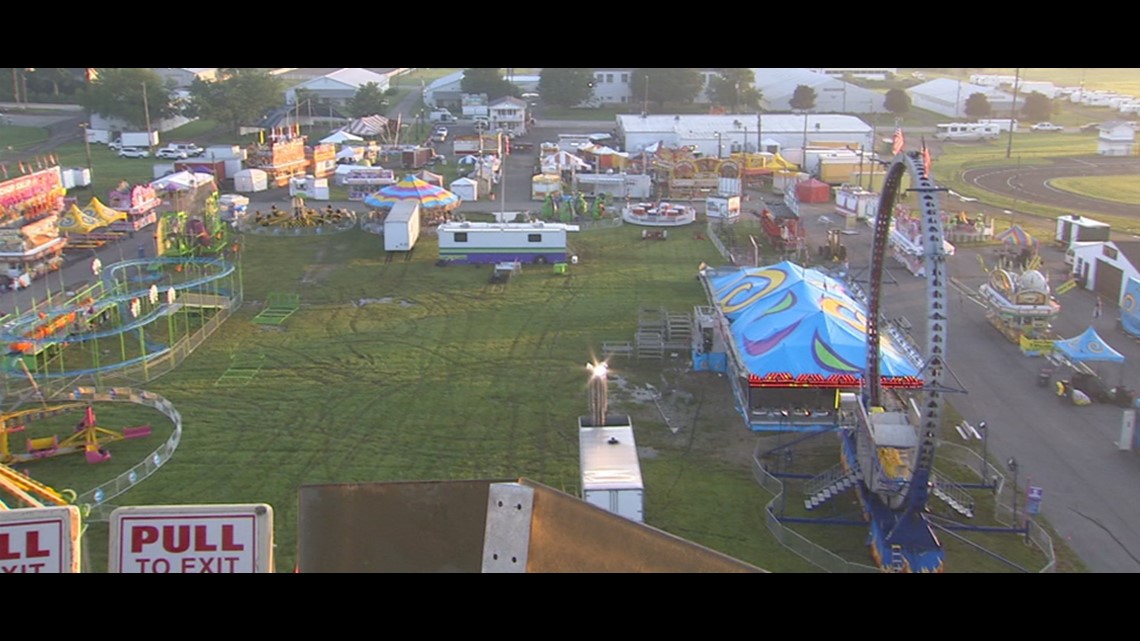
707,261,921,380
1053,326,1124,364
1053,326,1125,399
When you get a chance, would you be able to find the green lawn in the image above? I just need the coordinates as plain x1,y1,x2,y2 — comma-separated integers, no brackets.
9,218,1073,573
0,124,50,158
1049,175,1140,206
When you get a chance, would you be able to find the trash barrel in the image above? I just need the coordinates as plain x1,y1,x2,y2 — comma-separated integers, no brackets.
1038,367,1053,387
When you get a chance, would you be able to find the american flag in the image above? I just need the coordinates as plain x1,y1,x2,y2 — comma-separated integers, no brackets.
891,127,905,155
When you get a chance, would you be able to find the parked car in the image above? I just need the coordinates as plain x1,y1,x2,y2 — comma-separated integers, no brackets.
1080,122,1102,133
167,142,205,157
1031,122,1064,132
119,147,150,158
155,148,188,159
431,127,448,142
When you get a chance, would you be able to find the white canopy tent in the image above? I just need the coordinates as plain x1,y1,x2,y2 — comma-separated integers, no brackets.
321,130,365,145
541,150,591,173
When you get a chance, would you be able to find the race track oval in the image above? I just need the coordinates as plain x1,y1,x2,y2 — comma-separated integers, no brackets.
961,156,1140,219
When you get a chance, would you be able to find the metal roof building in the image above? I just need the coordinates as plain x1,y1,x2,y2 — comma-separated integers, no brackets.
906,78,1022,119
616,113,874,157
752,68,890,114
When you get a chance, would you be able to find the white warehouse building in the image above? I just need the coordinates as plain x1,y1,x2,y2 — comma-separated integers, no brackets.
616,113,874,157
907,78,1022,119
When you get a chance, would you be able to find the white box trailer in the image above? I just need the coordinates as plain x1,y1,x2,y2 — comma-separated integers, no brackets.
578,420,644,523
384,200,421,251
121,131,159,148
1056,213,1110,247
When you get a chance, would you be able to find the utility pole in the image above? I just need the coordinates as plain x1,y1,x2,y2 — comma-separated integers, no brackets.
642,71,649,115
141,81,154,154
79,122,93,187
1006,67,1020,159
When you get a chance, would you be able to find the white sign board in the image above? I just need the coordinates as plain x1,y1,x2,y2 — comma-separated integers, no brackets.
0,506,81,573
110,504,274,573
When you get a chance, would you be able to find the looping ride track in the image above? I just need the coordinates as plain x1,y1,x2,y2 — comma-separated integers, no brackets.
853,149,951,572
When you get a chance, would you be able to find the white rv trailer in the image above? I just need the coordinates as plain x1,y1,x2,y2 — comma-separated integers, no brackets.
933,123,1001,141
437,221,579,264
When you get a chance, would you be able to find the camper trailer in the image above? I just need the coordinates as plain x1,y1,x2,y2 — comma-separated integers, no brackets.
933,123,1001,141
437,221,578,264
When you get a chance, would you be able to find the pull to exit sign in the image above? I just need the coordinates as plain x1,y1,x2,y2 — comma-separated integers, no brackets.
110,504,274,573
0,506,81,573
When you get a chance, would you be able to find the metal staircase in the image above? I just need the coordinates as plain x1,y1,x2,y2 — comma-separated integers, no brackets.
803,463,860,511
930,472,975,518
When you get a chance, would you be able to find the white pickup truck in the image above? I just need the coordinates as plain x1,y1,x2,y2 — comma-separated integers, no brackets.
1030,122,1064,132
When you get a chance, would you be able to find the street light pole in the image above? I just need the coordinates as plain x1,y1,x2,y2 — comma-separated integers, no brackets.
978,421,989,485
79,122,93,188
1008,457,1019,529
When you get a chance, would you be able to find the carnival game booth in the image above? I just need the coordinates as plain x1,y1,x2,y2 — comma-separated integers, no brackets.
531,174,563,201
338,165,396,202
887,206,956,277
696,261,923,431
978,266,1060,353
245,136,309,188
106,181,162,232
0,165,69,286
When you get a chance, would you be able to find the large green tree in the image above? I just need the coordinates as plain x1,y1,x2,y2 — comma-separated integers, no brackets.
884,88,911,116
460,68,519,101
630,68,702,109
538,68,594,108
964,92,992,119
708,68,762,113
347,82,389,117
1021,91,1054,121
188,68,284,132
789,84,817,111
78,68,178,129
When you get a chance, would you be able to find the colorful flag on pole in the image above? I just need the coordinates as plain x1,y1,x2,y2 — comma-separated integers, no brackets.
921,137,932,175
891,127,905,155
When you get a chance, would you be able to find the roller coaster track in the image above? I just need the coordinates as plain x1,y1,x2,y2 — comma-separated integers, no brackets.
867,151,949,516
0,257,237,349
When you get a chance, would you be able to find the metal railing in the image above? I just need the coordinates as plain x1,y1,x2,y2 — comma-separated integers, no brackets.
50,387,185,521
751,449,880,573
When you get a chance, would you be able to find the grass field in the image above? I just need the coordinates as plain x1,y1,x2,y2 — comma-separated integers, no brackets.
1049,175,1140,206
11,219,1076,572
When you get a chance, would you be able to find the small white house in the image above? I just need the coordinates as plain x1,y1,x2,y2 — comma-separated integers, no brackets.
449,177,478,201
489,96,528,136
1097,122,1136,156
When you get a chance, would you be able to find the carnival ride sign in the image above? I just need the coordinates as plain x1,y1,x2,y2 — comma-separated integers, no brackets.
109,504,274,573
0,506,82,573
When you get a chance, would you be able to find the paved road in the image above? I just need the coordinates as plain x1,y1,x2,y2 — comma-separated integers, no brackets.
962,156,1140,219
825,206,1140,573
